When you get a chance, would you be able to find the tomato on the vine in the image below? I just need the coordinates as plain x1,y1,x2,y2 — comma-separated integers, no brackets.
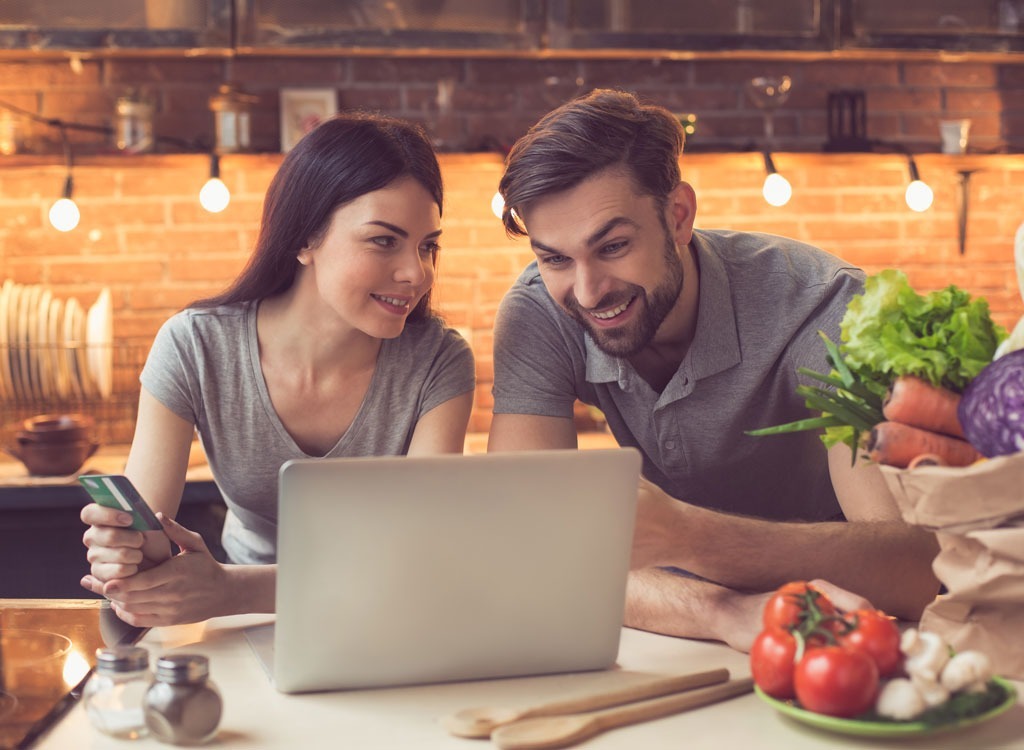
750,627,799,699
793,646,880,718
838,609,902,677
762,581,837,632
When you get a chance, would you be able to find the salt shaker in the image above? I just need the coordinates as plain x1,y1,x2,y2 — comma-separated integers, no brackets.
83,645,151,739
143,654,222,745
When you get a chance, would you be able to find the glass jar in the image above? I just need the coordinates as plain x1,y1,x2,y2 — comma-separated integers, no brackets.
82,645,151,739
144,654,222,746
208,83,257,154
115,95,155,153
0,109,22,155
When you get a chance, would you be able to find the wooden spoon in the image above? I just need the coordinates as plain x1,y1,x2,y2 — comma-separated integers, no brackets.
440,667,729,738
490,677,754,750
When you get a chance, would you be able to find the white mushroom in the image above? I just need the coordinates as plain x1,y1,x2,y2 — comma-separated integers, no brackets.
940,650,993,694
876,678,928,720
901,629,950,682
910,672,951,708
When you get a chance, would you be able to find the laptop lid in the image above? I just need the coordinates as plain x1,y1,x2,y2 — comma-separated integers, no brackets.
265,448,640,693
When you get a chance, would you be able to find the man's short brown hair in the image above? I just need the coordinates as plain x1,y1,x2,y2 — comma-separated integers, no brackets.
499,89,685,237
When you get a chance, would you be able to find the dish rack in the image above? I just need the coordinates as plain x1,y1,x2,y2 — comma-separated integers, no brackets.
1,340,148,446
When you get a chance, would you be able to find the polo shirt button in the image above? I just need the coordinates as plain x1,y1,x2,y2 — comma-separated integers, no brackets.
665,440,676,450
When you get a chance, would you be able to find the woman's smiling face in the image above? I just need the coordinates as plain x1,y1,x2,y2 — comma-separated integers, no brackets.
297,176,441,339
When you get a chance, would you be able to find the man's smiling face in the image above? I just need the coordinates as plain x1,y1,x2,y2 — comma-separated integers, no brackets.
520,167,689,358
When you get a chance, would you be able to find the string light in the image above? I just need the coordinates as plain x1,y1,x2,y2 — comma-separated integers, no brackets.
49,126,80,232
904,155,934,212
1,99,224,227
199,153,231,213
49,176,80,232
490,191,504,220
761,152,792,207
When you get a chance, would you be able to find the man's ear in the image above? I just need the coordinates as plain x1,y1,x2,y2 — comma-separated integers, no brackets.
666,181,697,245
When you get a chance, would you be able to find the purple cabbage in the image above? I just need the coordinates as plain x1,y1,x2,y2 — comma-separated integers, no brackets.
958,349,1024,458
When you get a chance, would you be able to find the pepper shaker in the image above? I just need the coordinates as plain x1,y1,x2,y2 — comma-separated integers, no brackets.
143,654,222,745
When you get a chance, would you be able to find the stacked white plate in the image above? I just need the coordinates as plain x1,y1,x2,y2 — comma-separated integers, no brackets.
0,280,114,403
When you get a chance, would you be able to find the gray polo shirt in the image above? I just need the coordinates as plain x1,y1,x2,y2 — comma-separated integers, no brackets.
492,229,864,522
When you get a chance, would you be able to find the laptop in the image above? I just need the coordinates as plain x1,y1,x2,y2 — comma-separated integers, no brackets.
246,448,641,693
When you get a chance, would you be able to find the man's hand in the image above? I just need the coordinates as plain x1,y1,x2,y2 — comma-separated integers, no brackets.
627,570,878,653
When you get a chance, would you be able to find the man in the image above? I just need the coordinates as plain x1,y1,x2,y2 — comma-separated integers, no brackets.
488,89,939,650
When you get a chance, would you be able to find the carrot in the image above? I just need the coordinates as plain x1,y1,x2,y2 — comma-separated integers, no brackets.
882,375,965,438
907,453,946,469
866,421,983,468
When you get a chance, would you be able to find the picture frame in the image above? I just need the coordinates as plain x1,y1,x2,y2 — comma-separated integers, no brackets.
279,88,338,152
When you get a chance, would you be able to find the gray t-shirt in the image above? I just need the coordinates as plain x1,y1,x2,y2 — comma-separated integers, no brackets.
141,301,475,564
492,229,864,522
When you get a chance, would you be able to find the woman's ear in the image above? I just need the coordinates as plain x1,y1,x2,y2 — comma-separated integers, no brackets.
297,247,312,266
666,181,697,245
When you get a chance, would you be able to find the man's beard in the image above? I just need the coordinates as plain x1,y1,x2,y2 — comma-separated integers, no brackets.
563,233,685,358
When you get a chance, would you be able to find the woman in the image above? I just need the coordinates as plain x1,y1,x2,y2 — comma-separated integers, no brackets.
80,113,475,626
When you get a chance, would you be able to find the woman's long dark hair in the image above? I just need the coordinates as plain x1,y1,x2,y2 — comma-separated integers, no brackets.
192,112,443,321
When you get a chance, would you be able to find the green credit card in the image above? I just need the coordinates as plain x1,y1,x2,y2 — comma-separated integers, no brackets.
78,474,162,531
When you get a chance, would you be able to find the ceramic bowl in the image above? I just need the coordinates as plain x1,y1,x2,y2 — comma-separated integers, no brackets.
4,439,99,476
17,414,95,444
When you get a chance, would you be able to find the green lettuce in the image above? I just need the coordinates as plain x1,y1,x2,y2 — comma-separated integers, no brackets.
841,269,1006,393
747,270,1007,457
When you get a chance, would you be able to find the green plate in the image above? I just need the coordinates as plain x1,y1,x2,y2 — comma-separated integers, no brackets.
755,677,1018,739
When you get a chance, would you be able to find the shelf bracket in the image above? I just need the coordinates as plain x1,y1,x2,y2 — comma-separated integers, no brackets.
956,170,977,256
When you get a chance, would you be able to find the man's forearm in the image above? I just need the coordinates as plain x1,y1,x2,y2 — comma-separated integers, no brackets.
656,505,940,620
625,568,764,652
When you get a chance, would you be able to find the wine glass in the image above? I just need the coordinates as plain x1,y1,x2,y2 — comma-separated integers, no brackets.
746,75,793,143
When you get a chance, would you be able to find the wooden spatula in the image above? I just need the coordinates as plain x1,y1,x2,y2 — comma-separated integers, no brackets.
490,677,754,750
440,668,729,738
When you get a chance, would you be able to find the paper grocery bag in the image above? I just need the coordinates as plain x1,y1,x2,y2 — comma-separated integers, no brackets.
931,527,1024,603
880,451,1024,679
880,452,1024,531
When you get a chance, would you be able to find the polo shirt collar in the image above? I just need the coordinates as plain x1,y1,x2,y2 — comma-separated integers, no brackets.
583,229,741,385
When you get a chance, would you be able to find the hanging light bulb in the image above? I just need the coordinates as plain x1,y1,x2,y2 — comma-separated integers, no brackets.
49,175,80,232
490,191,504,220
761,152,792,207
50,126,80,231
905,155,933,212
199,153,230,213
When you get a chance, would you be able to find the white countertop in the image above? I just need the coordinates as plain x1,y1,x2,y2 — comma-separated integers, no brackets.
33,616,1024,750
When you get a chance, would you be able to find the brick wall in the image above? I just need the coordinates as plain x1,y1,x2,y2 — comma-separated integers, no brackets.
2,151,1022,439
2,53,1024,440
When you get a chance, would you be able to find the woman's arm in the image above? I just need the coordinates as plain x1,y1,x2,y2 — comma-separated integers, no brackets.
83,387,277,624
406,391,474,455
123,387,195,519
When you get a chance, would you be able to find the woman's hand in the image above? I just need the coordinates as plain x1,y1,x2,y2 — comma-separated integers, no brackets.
81,502,171,582
83,513,231,627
